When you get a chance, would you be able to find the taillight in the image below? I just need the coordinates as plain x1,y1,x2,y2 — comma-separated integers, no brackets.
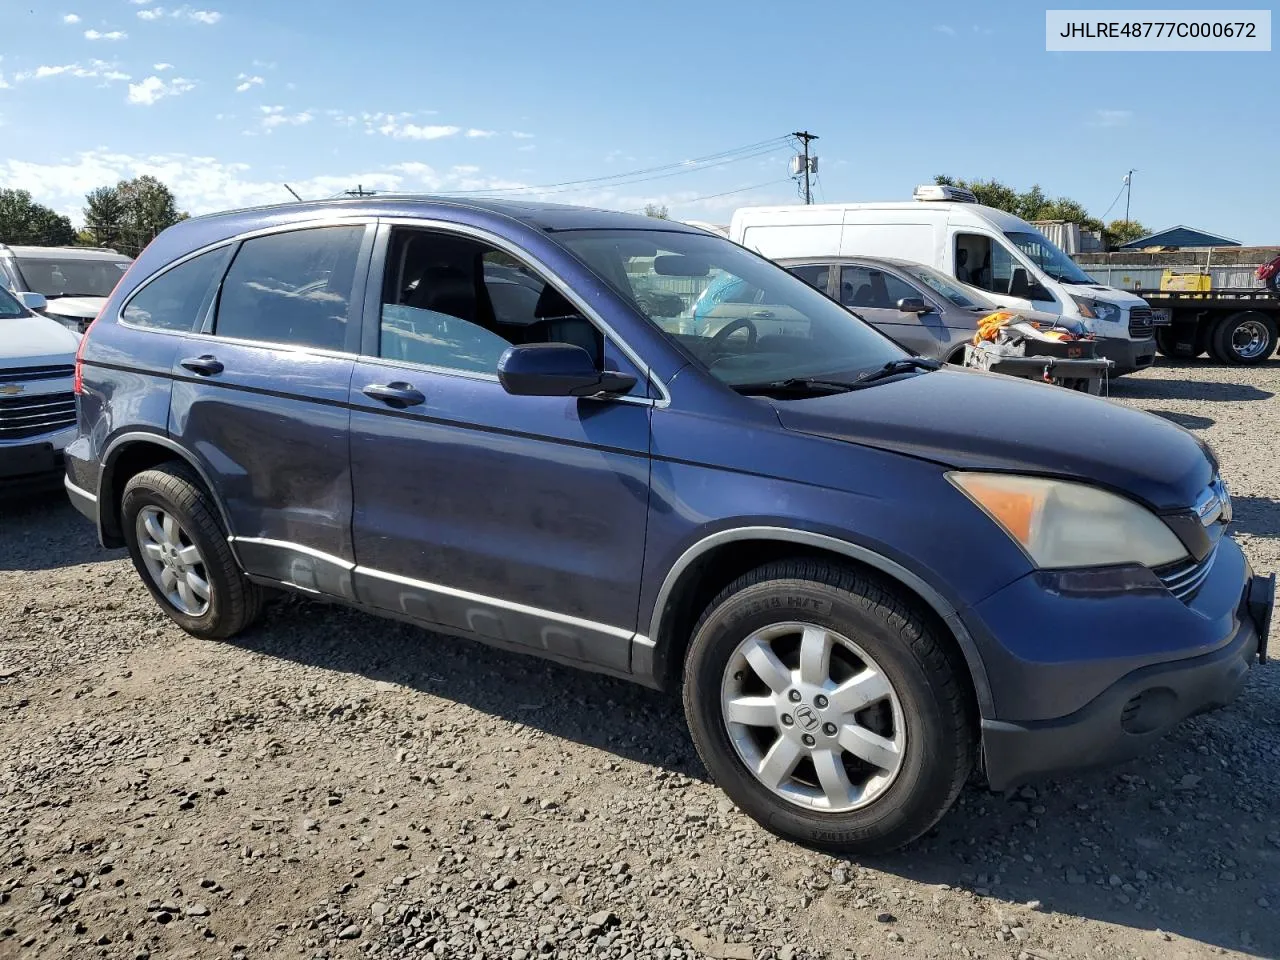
74,315,96,395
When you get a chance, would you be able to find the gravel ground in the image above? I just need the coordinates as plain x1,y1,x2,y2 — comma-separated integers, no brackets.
2,358,1277,960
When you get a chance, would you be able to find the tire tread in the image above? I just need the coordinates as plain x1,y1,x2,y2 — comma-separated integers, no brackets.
122,461,262,639
683,557,977,852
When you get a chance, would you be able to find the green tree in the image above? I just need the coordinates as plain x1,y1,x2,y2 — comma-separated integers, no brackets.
1105,218,1150,247
83,186,126,249
0,189,77,246
112,175,189,256
643,202,669,220
934,175,1111,241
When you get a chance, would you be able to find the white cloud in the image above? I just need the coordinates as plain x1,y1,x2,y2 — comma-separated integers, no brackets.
372,117,460,140
234,73,264,93
13,61,130,84
154,62,173,71
934,24,956,35
85,29,128,40
0,148,777,224
258,105,313,130
62,13,81,24
465,128,496,138
1093,109,1133,127
127,74,195,105
135,6,221,24
511,131,535,139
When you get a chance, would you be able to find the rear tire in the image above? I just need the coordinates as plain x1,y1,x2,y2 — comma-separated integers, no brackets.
1210,312,1278,365
682,559,976,854
121,462,262,639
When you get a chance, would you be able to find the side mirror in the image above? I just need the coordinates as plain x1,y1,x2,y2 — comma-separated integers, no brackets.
896,297,931,314
18,291,47,312
497,343,637,398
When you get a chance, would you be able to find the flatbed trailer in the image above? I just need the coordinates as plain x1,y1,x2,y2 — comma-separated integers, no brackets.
1075,247,1280,365
1142,288,1280,364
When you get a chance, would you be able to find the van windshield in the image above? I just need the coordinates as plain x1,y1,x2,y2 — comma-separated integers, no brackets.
1004,231,1094,285
558,229,906,390
0,286,26,319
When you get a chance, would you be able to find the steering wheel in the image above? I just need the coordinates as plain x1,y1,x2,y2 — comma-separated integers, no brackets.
710,317,758,349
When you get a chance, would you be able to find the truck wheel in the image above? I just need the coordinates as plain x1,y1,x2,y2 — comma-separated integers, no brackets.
682,559,976,854
1210,312,1278,365
121,462,263,639
1155,326,1206,360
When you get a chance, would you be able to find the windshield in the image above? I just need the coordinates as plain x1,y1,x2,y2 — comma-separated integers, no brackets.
558,229,904,388
1004,231,1094,285
15,255,131,298
0,286,26,319
899,264,988,309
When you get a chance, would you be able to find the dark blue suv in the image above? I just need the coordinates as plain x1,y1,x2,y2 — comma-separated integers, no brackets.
64,198,1273,853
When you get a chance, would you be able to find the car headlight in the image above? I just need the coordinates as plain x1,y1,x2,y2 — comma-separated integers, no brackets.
1070,296,1122,323
948,473,1188,569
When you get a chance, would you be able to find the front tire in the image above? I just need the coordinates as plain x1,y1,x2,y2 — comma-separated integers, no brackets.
682,559,976,854
121,463,262,639
1155,325,1207,360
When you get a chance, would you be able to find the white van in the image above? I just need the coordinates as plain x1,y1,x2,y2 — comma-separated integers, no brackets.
729,185,1156,373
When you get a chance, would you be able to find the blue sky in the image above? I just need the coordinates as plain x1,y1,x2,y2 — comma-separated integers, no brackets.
0,0,1276,243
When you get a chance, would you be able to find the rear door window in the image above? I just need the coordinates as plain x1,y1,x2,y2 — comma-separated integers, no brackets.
214,226,365,351
123,246,232,332
839,266,919,309
786,264,831,294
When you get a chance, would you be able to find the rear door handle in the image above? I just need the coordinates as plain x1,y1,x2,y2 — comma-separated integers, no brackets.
362,382,425,408
180,355,224,376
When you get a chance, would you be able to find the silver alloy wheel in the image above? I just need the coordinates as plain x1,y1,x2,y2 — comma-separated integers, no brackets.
135,505,211,617
1231,319,1270,359
720,621,906,812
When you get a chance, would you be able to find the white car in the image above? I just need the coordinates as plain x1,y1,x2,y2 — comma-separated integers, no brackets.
0,284,80,492
0,244,132,334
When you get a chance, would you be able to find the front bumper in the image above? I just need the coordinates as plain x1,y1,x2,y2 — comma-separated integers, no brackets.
981,571,1274,791
0,431,73,493
1094,335,1156,374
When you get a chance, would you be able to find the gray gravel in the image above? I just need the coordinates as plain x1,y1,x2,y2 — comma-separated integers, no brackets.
1,357,1277,960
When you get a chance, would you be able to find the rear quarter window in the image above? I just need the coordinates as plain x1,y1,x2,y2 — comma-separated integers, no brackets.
122,247,233,332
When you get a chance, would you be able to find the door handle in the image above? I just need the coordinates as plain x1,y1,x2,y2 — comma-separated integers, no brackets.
180,355,224,376
751,310,775,320
362,382,425,408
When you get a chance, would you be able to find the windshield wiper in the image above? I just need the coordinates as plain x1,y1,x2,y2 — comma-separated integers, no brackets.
850,357,940,386
732,377,860,396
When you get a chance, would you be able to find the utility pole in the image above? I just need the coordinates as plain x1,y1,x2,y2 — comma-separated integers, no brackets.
792,131,818,204
344,184,376,198
1123,169,1135,225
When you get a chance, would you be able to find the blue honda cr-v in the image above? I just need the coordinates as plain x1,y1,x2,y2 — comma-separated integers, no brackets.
64,198,1273,853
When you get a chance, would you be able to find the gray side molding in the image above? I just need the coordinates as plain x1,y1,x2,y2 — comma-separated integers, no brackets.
639,525,994,714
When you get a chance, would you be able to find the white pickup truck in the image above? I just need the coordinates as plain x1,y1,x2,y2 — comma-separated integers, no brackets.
0,284,80,493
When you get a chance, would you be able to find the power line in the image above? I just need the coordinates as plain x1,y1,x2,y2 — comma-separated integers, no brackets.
440,137,791,196
520,145,790,198
1099,179,1127,221
625,178,791,213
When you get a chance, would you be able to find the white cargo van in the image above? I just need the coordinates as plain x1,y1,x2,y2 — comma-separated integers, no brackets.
729,185,1156,373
